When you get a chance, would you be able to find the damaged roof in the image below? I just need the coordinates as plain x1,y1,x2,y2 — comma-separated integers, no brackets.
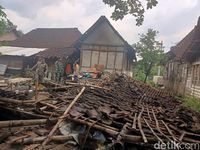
10,28,82,48
170,16,200,61
36,47,77,58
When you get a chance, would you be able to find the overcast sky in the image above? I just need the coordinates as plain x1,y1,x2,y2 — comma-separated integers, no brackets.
1,0,200,51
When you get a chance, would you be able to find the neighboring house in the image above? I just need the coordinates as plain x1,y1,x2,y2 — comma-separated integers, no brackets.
0,28,82,75
75,16,136,76
0,47,45,74
165,16,200,98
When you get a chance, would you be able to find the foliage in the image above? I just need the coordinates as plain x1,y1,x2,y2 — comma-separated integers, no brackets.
133,62,164,80
0,5,14,35
103,0,158,26
182,96,200,113
133,60,145,81
133,28,165,83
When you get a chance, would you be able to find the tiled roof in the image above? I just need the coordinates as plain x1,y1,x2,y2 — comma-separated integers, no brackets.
36,47,76,58
170,16,200,61
10,28,82,48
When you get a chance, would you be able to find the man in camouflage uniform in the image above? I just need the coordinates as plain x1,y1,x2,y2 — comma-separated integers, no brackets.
55,58,64,83
32,58,48,84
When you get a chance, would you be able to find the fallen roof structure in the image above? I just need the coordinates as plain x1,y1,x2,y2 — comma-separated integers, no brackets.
0,73,199,149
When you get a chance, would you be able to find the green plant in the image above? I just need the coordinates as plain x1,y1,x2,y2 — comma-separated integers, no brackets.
133,29,165,83
103,0,158,26
182,96,200,113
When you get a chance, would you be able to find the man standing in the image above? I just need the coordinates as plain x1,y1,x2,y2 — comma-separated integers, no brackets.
55,58,64,83
32,58,48,84
32,58,48,100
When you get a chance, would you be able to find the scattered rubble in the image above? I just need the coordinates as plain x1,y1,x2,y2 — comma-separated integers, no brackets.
0,74,200,150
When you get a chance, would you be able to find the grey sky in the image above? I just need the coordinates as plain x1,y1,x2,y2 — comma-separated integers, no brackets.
1,0,200,51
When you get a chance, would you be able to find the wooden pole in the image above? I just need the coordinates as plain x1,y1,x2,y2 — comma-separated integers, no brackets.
69,117,119,137
11,135,73,144
137,106,147,143
0,119,57,128
35,80,38,100
0,97,35,105
65,81,110,90
41,87,86,148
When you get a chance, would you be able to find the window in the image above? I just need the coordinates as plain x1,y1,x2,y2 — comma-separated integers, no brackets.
82,50,91,67
192,65,198,85
99,52,107,67
81,50,125,71
115,52,123,70
198,65,200,86
91,51,99,66
107,52,115,69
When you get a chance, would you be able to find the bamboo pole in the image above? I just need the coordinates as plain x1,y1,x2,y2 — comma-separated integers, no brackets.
69,117,119,137
137,106,147,143
143,117,163,143
41,87,86,148
161,120,177,141
132,113,137,129
0,119,57,128
11,135,73,144
35,80,38,100
65,81,110,90
0,97,35,105
37,101,58,109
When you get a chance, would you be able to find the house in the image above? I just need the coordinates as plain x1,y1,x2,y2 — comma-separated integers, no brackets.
165,16,200,98
0,28,82,75
0,46,46,75
75,16,136,76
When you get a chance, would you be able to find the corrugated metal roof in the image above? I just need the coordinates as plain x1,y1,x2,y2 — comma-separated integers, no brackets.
0,46,46,57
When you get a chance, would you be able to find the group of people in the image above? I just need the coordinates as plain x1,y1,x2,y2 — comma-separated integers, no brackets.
32,57,80,84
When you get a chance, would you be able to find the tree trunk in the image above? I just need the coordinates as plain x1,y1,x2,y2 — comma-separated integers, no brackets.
144,62,153,83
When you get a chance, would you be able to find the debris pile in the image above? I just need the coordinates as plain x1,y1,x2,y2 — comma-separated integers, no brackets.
0,74,200,150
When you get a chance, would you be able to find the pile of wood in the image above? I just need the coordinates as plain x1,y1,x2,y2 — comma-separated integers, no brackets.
0,73,200,150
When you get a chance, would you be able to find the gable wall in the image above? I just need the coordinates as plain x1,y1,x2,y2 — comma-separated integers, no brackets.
79,21,133,76
83,21,124,46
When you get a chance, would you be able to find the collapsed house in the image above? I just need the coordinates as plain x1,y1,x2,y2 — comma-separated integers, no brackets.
0,73,199,149
165,16,200,98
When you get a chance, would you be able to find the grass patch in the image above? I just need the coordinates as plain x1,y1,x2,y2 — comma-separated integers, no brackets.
182,96,200,113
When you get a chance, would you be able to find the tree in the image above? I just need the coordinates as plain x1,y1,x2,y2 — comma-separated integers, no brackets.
133,29,164,83
103,0,158,26
0,5,14,35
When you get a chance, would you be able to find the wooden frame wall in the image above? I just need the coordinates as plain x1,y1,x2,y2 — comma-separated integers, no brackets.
80,49,125,72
